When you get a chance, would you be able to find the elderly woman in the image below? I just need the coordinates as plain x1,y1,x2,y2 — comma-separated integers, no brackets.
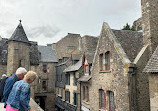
6,71,37,111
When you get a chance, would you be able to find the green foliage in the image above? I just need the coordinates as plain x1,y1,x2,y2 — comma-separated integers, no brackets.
122,23,136,31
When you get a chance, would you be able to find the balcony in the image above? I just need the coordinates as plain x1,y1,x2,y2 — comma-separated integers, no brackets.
55,96,77,111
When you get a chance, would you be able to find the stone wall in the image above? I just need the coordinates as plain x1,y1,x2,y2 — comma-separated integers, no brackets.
7,41,30,75
141,0,158,54
52,33,81,59
0,65,7,77
133,45,151,111
31,62,57,111
89,25,130,111
148,74,158,111
133,17,142,31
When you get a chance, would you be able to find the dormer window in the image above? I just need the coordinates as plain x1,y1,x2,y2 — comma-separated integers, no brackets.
84,59,89,75
85,65,89,74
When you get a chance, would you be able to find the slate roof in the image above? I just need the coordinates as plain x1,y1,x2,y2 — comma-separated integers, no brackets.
8,22,29,44
38,46,57,62
85,51,95,64
78,75,91,82
112,30,143,62
63,58,82,72
143,46,158,73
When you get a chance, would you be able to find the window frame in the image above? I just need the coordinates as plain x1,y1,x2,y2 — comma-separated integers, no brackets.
73,92,78,105
42,80,47,91
105,51,110,70
43,64,47,73
86,86,89,102
99,53,104,71
73,72,77,86
84,65,89,74
109,91,115,111
99,89,106,110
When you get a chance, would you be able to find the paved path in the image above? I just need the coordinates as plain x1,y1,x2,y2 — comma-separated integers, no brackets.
0,98,43,111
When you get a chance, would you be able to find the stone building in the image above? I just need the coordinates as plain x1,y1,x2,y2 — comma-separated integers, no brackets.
55,34,98,111
133,17,142,31
84,0,158,111
143,47,158,111
0,22,57,111
54,33,82,111
88,23,143,111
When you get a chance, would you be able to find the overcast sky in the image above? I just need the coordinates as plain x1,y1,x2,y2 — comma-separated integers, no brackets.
0,0,141,45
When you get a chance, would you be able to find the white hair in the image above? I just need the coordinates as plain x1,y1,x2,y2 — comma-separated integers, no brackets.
16,67,27,75
2,74,7,77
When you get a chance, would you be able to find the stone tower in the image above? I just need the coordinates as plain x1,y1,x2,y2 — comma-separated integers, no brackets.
7,21,30,75
141,0,158,54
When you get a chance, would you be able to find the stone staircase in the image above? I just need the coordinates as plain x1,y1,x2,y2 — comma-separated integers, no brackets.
0,98,43,111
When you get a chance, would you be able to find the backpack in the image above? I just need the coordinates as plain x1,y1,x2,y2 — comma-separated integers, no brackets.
0,77,8,97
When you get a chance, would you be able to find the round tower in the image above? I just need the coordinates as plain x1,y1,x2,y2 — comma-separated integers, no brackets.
7,21,31,75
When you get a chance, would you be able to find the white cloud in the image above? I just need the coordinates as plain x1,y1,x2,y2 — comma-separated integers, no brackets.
0,0,141,45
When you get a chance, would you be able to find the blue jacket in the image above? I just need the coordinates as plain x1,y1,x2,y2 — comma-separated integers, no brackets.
7,80,31,111
1,74,19,103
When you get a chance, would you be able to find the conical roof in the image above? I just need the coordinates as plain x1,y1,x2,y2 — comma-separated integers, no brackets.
8,21,29,44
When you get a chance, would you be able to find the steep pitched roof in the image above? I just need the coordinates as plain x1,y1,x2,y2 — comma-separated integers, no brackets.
112,30,143,62
63,57,82,72
8,22,29,43
143,46,158,73
85,51,95,64
38,46,57,62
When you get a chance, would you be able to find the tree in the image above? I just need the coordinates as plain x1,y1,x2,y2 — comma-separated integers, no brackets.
122,23,135,31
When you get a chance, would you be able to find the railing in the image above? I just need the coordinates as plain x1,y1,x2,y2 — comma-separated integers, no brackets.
56,96,77,111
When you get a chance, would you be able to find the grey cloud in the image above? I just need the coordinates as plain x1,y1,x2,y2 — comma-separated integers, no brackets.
26,25,60,38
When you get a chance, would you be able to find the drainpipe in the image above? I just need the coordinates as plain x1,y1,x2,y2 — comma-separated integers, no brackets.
79,81,82,111
128,64,136,111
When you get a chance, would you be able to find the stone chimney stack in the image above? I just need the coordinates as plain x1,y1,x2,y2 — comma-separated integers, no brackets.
141,0,158,54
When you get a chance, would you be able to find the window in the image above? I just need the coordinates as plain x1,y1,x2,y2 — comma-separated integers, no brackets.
99,89,106,109
85,65,89,74
99,51,110,71
59,59,62,63
61,88,63,98
19,60,22,67
83,86,85,100
43,64,47,73
73,72,77,86
99,54,104,71
105,51,110,70
109,91,115,111
74,92,78,105
86,86,89,102
65,90,70,103
42,81,47,91
66,73,70,85
63,57,69,62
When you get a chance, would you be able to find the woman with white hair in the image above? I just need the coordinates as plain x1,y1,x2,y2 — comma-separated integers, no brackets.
6,71,37,111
